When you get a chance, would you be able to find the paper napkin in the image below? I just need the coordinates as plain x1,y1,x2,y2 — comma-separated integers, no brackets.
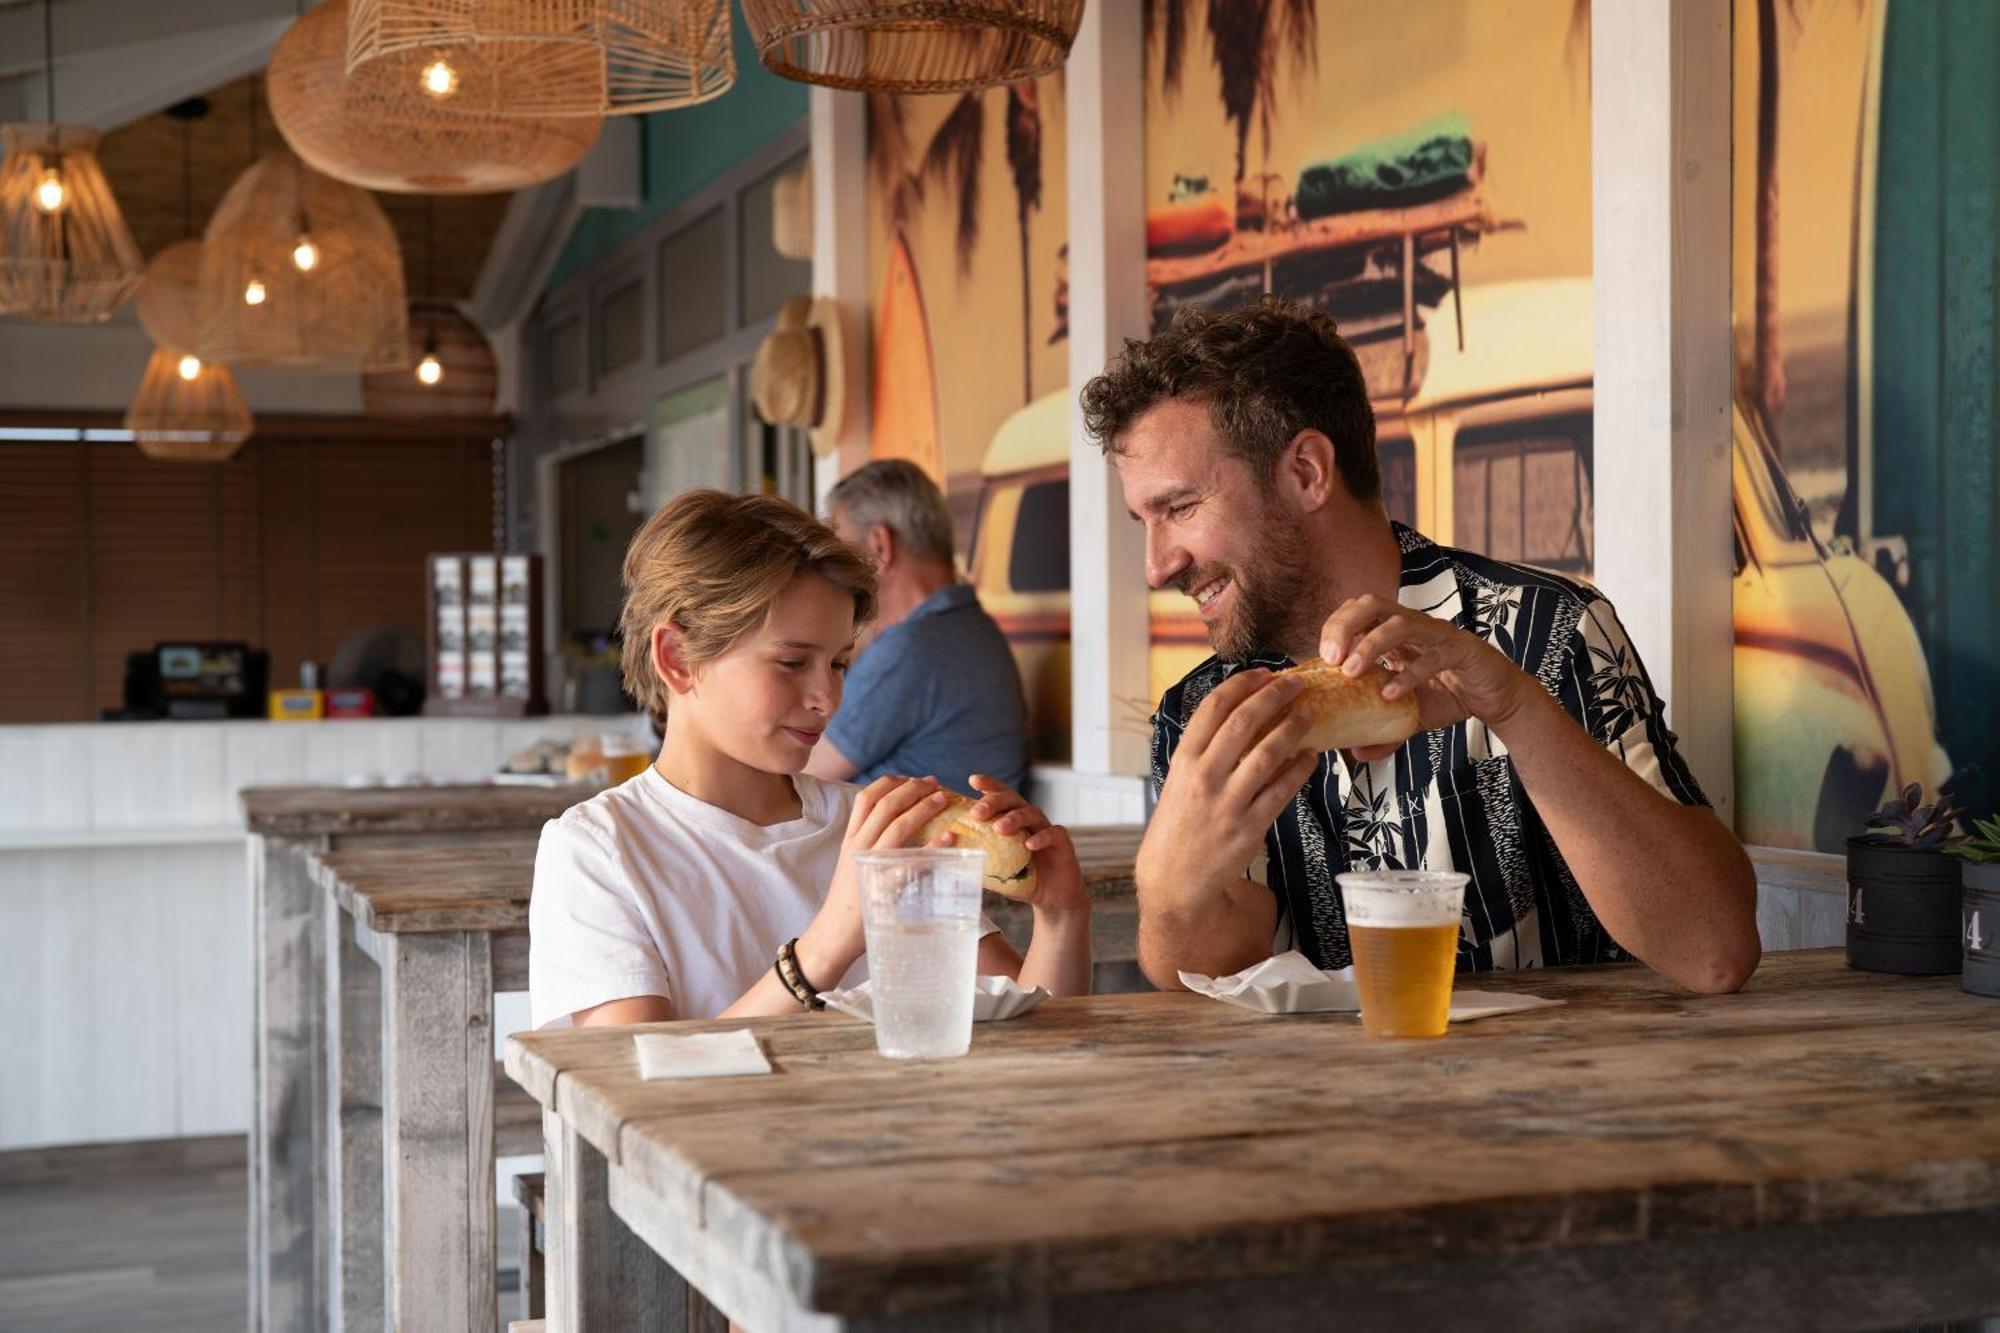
633,1029,773,1080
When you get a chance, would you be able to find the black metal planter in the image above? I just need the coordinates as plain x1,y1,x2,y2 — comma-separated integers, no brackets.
1962,860,2000,998
1844,839,1963,975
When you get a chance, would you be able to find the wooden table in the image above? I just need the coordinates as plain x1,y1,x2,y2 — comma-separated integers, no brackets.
314,835,544,1332
242,782,584,1333
506,950,2000,1333
311,816,1143,1329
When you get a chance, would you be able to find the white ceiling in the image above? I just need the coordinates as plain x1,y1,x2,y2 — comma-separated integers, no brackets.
0,0,292,130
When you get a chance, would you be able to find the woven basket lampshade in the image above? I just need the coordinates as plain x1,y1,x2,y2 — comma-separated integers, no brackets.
271,0,603,193
344,0,733,117
741,0,1082,92
125,346,255,463
135,238,205,353
362,303,498,417
0,122,144,322
197,149,409,373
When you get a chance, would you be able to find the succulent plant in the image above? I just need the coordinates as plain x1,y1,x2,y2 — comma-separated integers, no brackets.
1853,783,1963,850
1946,814,2000,865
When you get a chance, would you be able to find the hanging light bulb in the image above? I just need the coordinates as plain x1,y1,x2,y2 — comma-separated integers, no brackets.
177,353,202,381
415,340,442,385
291,233,319,272
419,56,459,99
243,277,267,306
32,166,67,214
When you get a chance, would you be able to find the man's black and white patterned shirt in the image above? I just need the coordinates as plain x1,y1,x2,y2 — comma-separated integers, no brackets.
1151,523,1708,973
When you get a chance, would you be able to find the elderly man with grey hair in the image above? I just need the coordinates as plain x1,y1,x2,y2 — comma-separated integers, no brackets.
804,459,1031,795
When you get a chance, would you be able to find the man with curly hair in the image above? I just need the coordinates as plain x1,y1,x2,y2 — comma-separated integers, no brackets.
1081,297,1760,994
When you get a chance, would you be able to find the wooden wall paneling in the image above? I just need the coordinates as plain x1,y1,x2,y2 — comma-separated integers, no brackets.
220,442,263,646
0,443,90,721
85,846,185,1143
85,443,227,717
0,725,93,838
36,848,97,1145
0,855,50,1146
174,843,253,1138
259,438,319,694
310,435,495,670
0,424,511,724
83,714,229,833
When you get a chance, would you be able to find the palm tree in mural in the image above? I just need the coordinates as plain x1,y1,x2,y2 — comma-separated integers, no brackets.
1747,0,1864,455
1754,0,1788,440
1147,0,1317,191
867,81,1049,406
1004,81,1044,406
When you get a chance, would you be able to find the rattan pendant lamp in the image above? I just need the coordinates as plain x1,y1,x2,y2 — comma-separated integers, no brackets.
362,197,499,416
127,100,254,462
0,0,144,321
197,83,409,373
740,0,1083,92
344,0,734,117
270,0,604,193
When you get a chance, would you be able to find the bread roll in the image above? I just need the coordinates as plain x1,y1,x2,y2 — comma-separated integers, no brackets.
915,792,1039,903
1285,657,1422,753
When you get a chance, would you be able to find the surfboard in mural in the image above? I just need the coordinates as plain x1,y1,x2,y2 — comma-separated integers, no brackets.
870,233,942,483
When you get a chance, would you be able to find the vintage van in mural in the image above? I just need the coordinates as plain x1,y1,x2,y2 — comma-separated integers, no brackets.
968,278,1946,843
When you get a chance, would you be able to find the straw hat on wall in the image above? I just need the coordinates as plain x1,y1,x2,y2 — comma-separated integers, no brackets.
750,295,845,456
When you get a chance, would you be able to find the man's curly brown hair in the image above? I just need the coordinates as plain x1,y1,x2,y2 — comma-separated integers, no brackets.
1078,296,1379,501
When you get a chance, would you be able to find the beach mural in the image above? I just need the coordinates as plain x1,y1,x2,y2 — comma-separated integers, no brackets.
1139,0,1597,703
866,77,1075,760
1730,0,1996,849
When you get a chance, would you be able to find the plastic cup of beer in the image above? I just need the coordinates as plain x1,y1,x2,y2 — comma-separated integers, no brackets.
1337,870,1469,1038
599,732,652,785
856,848,985,1059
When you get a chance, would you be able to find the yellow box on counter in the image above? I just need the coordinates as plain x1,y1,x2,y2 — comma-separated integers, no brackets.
268,689,325,721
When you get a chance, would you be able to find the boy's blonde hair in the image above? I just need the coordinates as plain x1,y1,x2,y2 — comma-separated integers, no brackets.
618,489,877,724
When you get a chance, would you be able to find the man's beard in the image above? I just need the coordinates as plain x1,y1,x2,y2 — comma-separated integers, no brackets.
1190,512,1319,663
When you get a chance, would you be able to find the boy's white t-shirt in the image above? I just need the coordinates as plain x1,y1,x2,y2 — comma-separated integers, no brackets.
528,768,996,1027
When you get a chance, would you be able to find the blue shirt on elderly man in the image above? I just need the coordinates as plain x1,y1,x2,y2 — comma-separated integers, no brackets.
825,582,1031,797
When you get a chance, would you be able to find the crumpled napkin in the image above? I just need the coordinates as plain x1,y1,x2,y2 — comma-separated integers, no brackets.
1180,950,1359,1013
820,974,1050,1024
633,1029,773,1079
1180,950,1566,1022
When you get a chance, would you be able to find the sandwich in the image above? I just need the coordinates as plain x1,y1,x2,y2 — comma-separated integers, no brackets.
1284,657,1423,753
916,792,1040,902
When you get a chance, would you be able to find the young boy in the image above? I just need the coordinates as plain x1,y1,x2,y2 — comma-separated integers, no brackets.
530,489,1092,1026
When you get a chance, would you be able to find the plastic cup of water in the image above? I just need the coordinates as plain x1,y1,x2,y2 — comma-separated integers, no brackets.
856,848,985,1059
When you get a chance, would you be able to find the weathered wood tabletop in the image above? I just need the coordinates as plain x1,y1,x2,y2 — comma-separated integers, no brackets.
507,950,2000,1332
243,781,584,838
316,823,1145,939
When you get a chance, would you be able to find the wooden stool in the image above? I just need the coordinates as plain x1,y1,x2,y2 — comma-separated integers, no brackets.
512,1172,547,1321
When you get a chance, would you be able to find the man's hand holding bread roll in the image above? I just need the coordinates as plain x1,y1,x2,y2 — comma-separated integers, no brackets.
1317,592,1540,761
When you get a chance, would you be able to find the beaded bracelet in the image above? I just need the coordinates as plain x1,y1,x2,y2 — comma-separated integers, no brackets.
774,937,825,1011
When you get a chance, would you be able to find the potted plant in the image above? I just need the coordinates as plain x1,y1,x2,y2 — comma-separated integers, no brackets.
1845,784,1963,975
1947,814,2000,998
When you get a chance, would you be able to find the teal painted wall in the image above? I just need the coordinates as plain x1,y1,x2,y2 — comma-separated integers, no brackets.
545,19,808,291
1874,0,2000,814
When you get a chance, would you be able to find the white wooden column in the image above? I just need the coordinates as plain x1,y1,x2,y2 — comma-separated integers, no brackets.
811,88,872,509
1067,0,1152,778
1591,0,1736,822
